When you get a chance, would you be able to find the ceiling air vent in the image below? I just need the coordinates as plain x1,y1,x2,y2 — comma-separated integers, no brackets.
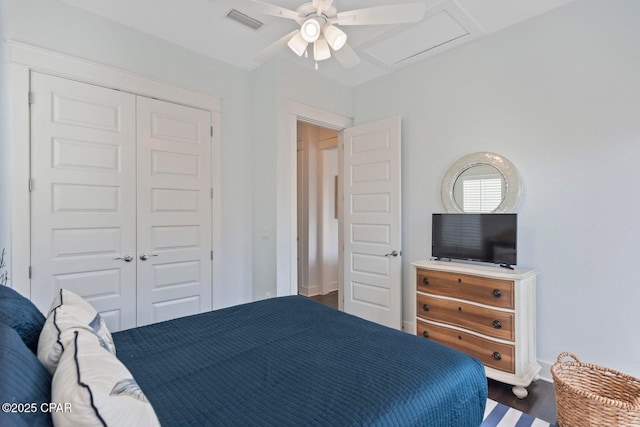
226,9,264,31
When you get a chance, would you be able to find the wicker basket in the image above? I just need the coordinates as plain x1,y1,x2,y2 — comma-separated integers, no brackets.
551,352,640,427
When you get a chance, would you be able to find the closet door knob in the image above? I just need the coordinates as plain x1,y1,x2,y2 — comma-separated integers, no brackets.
114,255,133,262
139,253,158,261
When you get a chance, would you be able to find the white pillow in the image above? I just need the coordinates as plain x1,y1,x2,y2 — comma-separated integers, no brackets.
37,289,115,374
51,329,160,427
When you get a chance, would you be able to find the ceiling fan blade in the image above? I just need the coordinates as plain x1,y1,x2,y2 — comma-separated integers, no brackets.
255,29,300,62
314,0,335,15
243,0,299,21
332,43,361,69
335,3,426,26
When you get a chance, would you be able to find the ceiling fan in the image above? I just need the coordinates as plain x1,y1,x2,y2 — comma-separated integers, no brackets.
245,0,427,69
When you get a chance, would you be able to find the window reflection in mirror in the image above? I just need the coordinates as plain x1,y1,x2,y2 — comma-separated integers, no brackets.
453,165,505,213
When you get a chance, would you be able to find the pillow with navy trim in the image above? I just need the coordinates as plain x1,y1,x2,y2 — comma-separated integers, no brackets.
0,285,46,354
46,289,117,349
51,329,160,427
37,289,116,374
0,322,53,427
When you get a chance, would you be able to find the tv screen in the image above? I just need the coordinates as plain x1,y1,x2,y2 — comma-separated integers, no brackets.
432,213,517,266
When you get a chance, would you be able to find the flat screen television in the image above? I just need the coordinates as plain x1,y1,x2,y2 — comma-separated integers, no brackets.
432,213,517,267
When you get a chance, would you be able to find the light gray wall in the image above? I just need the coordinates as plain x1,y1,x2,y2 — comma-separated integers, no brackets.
353,0,640,377
3,0,255,307
251,58,352,300
0,0,10,287
3,0,352,304
251,60,279,299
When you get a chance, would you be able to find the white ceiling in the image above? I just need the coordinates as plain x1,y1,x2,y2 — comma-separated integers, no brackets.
58,0,576,87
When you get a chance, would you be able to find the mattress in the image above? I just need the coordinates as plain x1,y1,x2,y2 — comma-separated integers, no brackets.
113,296,487,426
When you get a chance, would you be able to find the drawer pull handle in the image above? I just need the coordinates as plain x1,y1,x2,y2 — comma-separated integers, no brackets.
422,277,429,285
422,304,430,312
492,352,502,361
422,331,430,339
492,289,502,298
492,320,502,329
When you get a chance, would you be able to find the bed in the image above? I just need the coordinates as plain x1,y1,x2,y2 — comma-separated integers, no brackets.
1,286,487,426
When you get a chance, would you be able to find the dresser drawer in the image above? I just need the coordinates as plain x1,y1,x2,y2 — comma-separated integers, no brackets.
417,320,515,373
416,268,514,309
416,294,514,341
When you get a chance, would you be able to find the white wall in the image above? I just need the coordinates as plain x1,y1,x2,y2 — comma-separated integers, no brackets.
296,123,319,296
353,0,640,378
296,122,339,297
3,0,254,307
320,147,339,294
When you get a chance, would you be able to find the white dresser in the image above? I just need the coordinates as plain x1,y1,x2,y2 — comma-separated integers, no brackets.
412,260,540,398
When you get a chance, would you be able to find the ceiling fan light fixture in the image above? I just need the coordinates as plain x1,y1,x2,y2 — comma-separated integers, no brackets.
301,17,321,42
287,31,309,56
313,38,331,61
323,24,347,51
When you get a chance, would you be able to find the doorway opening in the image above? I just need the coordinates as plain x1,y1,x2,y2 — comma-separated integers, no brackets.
296,121,340,308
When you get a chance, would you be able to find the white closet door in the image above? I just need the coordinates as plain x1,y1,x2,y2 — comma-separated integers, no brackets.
135,97,212,326
30,72,137,331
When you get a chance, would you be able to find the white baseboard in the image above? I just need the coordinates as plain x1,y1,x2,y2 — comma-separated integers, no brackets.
402,320,415,334
322,281,338,295
298,285,321,297
538,360,553,383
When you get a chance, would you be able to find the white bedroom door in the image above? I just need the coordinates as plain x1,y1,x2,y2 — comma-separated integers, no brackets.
30,72,138,330
135,97,213,326
342,117,402,330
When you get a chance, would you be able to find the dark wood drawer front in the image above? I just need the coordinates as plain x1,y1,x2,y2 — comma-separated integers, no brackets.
416,268,514,309
417,321,515,373
416,294,514,341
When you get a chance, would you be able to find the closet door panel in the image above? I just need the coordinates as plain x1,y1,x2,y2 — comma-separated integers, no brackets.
30,73,137,331
136,97,212,326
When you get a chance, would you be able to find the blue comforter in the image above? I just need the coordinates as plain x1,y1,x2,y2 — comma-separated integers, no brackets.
113,296,487,426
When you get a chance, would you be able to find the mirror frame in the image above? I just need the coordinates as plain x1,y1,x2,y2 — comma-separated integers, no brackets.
441,152,522,213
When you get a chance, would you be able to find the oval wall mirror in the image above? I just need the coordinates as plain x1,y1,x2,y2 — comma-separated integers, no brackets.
441,152,522,213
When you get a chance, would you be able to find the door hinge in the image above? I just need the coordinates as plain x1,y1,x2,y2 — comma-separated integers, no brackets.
28,92,34,105
28,266,32,279
210,126,213,137
28,178,33,192
210,250,213,260
210,188,213,199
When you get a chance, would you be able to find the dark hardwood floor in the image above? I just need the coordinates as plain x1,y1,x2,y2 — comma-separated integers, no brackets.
488,378,556,424
308,290,339,307
308,291,557,424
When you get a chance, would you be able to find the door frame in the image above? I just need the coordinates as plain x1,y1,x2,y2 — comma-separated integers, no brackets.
280,101,352,306
8,42,222,306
